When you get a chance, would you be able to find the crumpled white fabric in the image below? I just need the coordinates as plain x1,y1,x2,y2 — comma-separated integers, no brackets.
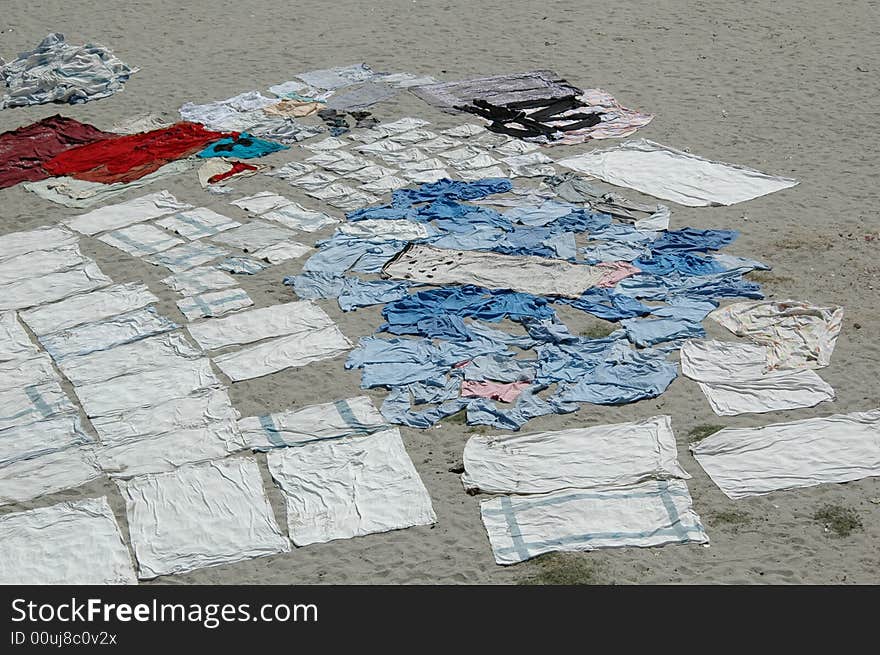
0,262,112,311
558,139,798,207
239,395,387,450
161,266,237,296
0,497,136,584
66,190,191,236
691,408,880,499
680,339,835,415
462,415,690,494
0,225,78,261
338,218,430,241
0,243,87,286
481,479,709,565
709,300,844,370
21,282,158,337
98,223,184,257
383,244,604,299
177,288,254,320
117,457,290,579
156,207,241,240
267,428,436,546
0,311,38,361
1,33,137,109
0,446,101,506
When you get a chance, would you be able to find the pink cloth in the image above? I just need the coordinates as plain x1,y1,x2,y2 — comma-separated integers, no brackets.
461,380,530,403
596,261,640,288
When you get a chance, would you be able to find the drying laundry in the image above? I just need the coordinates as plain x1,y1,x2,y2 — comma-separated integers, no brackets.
0,243,87,285
251,241,310,264
118,457,289,579
709,300,844,370
98,420,246,478
239,395,387,450
196,133,287,159
691,409,880,499
146,241,229,273
680,339,835,415
0,115,112,189
462,415,689,494
24,159,194,208
157,207,242,240
460,380,529,403
20,282,158,336
186,300,349,351
297,63,379,90
267,428,436,546
559,139,798,206
74,358,219,418
0,497,136,585
162,266,238,296
217,257,266,275
44,122,228,184
481,479,708,565
39,306,177,362
0,414,91,468
0,311,37,361
263,98,322,118
55,331,201,387
177,288,253,320
98,223,184,257
0,262,112,311
0,446,101,506
0,224,77,259
412,70,582,113
326,80,398,110
197,158,259,188
1,33,136,109
111,112,172,134
91,388,239,445
210,221,299,252
0,378,78,433
383,244,604,298
338,218,431,241
547,88,655,144
65,190,192,236
179,91,280,131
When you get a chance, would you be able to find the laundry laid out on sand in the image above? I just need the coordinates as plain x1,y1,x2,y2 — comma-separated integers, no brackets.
1,51,871,582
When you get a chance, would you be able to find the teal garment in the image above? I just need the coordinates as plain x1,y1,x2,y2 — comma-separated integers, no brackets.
197,133,287,159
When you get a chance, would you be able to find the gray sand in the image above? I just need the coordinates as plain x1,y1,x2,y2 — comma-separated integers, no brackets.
1,2,878,584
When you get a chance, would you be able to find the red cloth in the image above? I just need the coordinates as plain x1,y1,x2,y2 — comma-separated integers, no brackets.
43,122,230,184
0,115,114,189
208,160,258,184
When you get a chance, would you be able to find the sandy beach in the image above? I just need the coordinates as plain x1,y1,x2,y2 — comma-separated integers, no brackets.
1,1,878,584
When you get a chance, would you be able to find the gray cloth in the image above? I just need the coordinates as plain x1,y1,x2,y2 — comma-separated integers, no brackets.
327,81,398,110
1,33,136,109
411,70,581,113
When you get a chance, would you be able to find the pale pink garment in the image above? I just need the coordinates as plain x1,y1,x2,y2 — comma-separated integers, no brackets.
461,380,530,403
596,261,641,288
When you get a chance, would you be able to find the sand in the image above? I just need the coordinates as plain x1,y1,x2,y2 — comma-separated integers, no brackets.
1,1,878,584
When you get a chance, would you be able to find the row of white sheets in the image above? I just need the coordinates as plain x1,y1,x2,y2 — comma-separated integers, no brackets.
462,416,708,564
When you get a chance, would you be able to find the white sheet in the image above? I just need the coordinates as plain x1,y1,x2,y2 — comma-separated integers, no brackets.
98,420,246,478
65,190,192,236
709,300,844,370
0,353,57,391
73,358,220,417
267,428,436,546
187,300,336,350
0,262,112,311
462,415,689,494
156,207,241,240
0,381,78,431
39,306,177,361
57,331,201,386
338,219,430,241
161,266,237,296
146,241,229,273
0,414,91,467
212,325,351,381
0,311,37,361
0,497,136,584
558,139,798,207
481,480,709,564
383,245,604,299
118,457,290,579
0,225,78,262
680,339,835,415
91,387,240,445
0,244,87,286
210,221,297,252
98,223,184,257
251,241,310,264
0,447,102,506
177,288,253,320
239,395,387,450
691,408,880,499
20,282,159,336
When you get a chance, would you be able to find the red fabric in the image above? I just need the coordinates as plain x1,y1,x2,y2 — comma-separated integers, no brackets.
0,115,114,189
208,160,258,184
43,122,230,184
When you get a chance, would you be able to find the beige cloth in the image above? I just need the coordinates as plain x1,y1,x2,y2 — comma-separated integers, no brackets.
263,98,322,118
